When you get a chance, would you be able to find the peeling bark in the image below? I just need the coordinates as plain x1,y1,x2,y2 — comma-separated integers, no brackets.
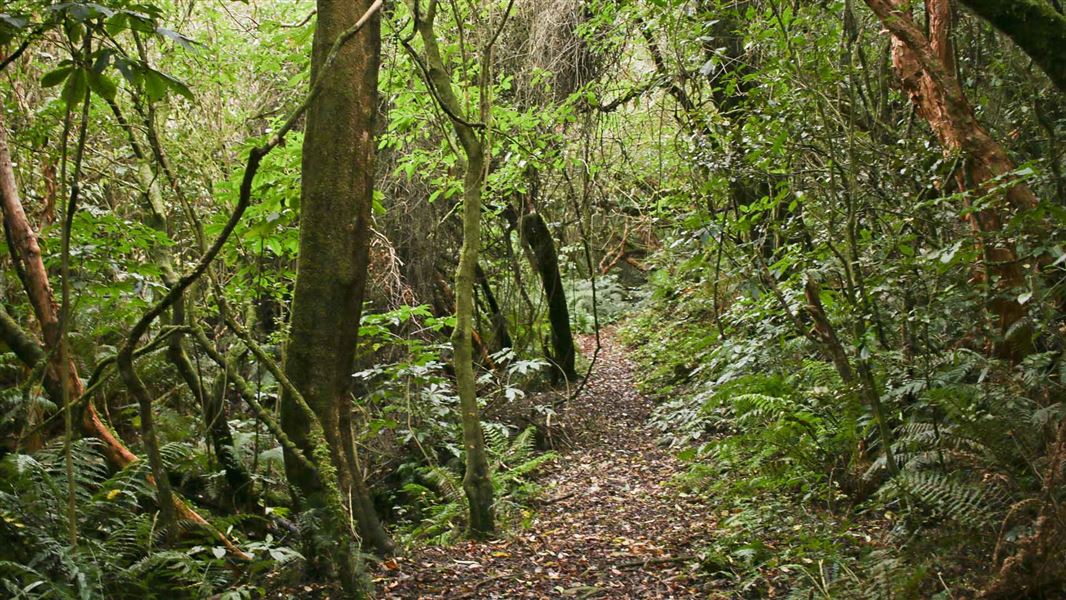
863,0,1041,358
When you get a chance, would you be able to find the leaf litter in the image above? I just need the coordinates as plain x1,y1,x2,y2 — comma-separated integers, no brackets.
374,330,719,598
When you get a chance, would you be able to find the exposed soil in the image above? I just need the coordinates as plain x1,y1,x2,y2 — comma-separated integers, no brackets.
373,330,717,599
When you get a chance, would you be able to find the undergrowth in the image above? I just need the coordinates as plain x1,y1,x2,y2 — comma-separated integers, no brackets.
620,261,1066,599
0,439,299,599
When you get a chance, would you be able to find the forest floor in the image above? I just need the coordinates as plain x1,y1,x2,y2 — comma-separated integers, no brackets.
373,330,719,599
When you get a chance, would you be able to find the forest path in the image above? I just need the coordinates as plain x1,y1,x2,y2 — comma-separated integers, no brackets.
375,330,717,599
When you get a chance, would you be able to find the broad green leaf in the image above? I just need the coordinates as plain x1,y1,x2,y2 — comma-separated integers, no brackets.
60,67,88,106
88,70,117,101
41,65,74,88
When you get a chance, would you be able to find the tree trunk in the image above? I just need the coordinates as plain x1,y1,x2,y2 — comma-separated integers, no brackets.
862,0,1040,359
476,263,512,351
958,0,1066,92
410,0,497,537
278,0,393,578
803,277,898,475
451,143,496,537
519,212,577,384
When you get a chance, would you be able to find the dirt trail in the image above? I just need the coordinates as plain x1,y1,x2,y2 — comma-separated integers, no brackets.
376,331,716,599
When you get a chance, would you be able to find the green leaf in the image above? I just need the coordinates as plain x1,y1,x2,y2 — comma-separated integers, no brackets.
104,12,128,36
60,67,88,106
161,72,194,100
88,70,117,101
155,27,197,50
0,13,30,29
41,65,74,88
143,69,167,101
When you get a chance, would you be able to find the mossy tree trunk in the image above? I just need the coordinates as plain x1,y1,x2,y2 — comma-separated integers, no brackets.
278,0,392,586
959,0,1066,92
408,0,498,538
519,212,577,384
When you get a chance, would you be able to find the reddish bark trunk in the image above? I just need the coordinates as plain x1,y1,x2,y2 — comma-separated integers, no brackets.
0,112,249,560
864,0,1040,357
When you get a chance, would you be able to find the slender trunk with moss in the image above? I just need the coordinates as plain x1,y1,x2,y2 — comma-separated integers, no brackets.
278,0,393,572
407,0,498,537
452,143,495,536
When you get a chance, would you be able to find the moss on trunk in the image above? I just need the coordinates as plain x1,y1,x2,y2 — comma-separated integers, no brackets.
278,0,391,591
960,0,1066,92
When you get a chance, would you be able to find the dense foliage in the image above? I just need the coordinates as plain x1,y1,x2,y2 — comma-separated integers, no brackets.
0,0,1063,598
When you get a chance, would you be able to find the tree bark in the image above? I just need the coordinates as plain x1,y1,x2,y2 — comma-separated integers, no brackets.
408,0,497,537
519,212,577,384
862,0,1040,359
959,0,1066,92
278,0,393,571
803,277,898,474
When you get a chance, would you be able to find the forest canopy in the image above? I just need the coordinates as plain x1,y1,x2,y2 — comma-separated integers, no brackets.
0,0,1064,598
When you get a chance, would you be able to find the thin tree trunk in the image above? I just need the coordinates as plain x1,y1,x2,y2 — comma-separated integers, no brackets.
476,263,512,351
804,276,897,474
0,109,132,467
407,0,498,537
519,212,577,384
121,110,256,512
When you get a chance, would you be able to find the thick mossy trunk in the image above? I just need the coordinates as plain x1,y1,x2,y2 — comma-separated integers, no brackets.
520,212,577,384
959,0,1066,92
278,0,391,590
